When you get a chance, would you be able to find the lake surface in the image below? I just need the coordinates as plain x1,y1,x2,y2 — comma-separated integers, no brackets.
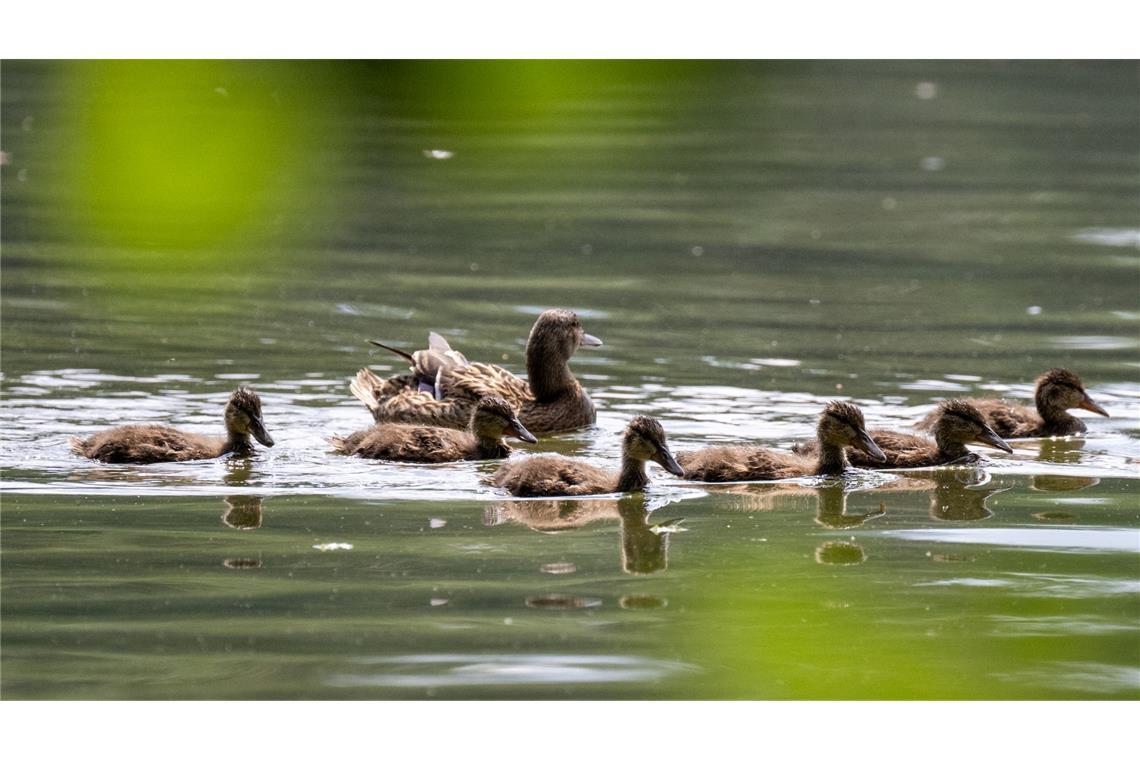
2,60,1138,699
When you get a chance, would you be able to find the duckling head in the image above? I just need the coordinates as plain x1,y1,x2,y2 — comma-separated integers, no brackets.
818,401,886,461
529,308,603,362
1036,368,1109,418
224,387,274,447
472,396,537,443
623,415,684,476
934,399,1012,452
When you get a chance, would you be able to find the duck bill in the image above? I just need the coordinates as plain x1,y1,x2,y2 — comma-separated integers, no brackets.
1078,394,1109,418
652,448,685,477
250,417,274,447
854,431,887,462
580,333,603,348
974,427,1013,453
505,419,538,444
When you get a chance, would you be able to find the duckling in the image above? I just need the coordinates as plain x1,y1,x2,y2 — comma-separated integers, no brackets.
69,387,273,464
350,308,602,435
489,415,683,497
329,396,537,463
676,401,886,482
794,399,1011,468
918,368,1109,438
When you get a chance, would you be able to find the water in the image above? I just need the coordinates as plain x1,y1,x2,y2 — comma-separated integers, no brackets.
2,60,1138,699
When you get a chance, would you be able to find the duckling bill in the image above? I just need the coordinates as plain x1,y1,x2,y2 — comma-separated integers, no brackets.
490,415,683,497
677,401,886,482
329,396,536,463
69,387,273,464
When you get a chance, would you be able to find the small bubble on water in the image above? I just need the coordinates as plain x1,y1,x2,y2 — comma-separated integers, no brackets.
915,81,938,99
919,156,945,171
429,518,447,529
810,229,822,240
882,197,898,211
1026,305,1042,315
691,246,704,257
423,149,454,160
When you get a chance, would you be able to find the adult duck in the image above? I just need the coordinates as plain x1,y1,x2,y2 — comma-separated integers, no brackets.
351,308,602,435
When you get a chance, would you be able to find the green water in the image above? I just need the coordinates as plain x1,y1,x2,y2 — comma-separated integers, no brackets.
2,60,1138,699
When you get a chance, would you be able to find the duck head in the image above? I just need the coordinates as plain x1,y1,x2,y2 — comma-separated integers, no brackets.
471,396,538,444
934,399,1013,452
224,386,274,447
623,415,684,476
528,308,602,361
819,400,886,461
1036,368,1109,418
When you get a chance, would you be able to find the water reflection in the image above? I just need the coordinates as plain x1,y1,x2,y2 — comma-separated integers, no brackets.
1036,438,1088,465
222,495,263,530
485,494,677,575
883,469,1009,522
815,541,866,565
1031,475,1101,492
717,483,887,529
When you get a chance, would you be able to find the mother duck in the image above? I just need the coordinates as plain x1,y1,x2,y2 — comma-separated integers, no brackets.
350,308,602,435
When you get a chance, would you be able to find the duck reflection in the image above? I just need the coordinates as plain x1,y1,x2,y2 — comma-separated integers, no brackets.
814,541,866,565
222,495,263,530
716,483,886,529
1034,436,1087,465
863,469,1007,521
485,494,677,575
1030,475,1100,492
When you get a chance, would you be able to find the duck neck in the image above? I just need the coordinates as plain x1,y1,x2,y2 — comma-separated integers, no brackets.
815,440,849,476
1036,400,1082,433
225,430,254,455
526,343,575,401
933,426,970,460
473,432,510,459
616,455,650,493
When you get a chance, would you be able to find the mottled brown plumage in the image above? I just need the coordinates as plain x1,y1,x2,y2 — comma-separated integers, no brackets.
350,309,602,434
918,368,1109,438
490,415,683,497
69,387,274,464
794,399,1011,469
329,396,536,463
677,401,886,482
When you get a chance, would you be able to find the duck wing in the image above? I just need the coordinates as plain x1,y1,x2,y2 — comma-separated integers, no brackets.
368,332,470,395
437,362,534,407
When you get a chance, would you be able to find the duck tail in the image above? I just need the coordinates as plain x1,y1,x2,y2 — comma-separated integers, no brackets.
68,436,86,456
368,339,416,364
349,368,384,412
327,434,349,453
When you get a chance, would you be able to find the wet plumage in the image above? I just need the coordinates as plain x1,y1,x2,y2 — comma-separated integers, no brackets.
69,387,274,464
350,309,601,435
677,401,886,482
329,396,536,463
919,368,1109,438
490,415,683,497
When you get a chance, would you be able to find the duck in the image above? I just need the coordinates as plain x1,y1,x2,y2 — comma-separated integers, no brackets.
793,399,1012,468
918,368,1109,438
489,415,683,497
350,308,602,435
328,395,537,462
676,400,886,482
69,386,273,464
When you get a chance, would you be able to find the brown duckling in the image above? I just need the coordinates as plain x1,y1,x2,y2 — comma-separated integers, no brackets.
794,399,1011,468
918,368,1109,438
489,415,683,497
69,387,273,464
350,308,602,435
329,396,537,463
676,401,886,482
